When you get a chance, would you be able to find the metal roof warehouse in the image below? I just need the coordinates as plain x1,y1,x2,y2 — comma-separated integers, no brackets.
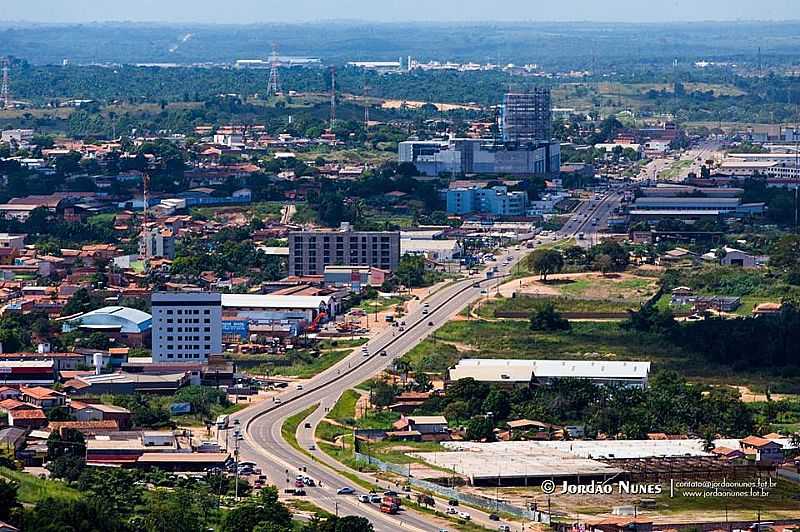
448,359,651,388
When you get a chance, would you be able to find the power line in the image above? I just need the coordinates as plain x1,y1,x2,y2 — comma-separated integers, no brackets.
1,57,10,110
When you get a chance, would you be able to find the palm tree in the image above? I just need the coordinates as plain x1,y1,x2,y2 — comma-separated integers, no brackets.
393,359,412,386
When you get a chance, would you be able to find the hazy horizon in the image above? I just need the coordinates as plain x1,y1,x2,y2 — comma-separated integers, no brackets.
1,0,799,24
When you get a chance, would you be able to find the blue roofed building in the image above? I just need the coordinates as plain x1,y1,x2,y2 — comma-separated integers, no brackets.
61,306,152,347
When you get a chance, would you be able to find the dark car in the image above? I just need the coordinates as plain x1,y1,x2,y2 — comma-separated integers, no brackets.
448,499,459,506
489,513,500,521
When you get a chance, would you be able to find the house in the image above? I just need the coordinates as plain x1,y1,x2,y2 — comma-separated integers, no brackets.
8,408,48,429
392,415,448,435
692,296,741,313
740,435,784,464
670,286,693,306
19,386,66,409
711,446,746,461
388,391,432,414
48,420,120,436
69,401,132,429
0,386,21,401
0,426,27,453
753,302,782,316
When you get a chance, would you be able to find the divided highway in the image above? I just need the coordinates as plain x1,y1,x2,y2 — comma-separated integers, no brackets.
231,197,616,531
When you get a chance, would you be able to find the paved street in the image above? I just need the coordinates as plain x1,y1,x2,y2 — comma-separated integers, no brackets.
230,205,602,531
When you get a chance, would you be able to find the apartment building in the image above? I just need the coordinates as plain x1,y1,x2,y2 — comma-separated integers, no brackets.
288,224,400,276
151,292,222,363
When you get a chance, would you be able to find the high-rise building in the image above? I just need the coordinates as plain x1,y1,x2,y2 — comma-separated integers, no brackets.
288,223,401,277
502,89,552,144
151,292,222,363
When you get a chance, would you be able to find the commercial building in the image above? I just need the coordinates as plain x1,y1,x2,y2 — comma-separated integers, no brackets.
221,293,337,322
399,138,560,177
151,292,222,363
502,89,552,144
448,359,651,389
0,361,55,386
400,238,462,262
323,265,388,291
61,306,152,347
444,185,528,216
288,224,400,276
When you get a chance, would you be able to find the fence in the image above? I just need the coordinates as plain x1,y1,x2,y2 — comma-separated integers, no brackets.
353,451,550,523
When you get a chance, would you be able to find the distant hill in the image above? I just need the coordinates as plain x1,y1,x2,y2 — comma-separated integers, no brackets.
1,21,800,66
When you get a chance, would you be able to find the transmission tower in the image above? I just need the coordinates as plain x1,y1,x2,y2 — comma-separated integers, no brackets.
267,43,281,96
141,172,151,271
363,79,370,132
1,58,10,110
330,66,336,132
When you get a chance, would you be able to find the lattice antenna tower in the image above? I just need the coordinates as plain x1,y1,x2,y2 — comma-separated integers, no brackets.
1,58,10,110
267,43,281,96
330,66,336,132
363,77,370,132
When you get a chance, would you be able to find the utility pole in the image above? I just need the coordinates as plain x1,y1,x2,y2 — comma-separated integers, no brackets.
141,172,151,273
233,419,241,501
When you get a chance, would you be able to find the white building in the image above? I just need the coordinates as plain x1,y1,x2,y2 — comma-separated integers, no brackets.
0,233,26,252
221,293,336,322
151,292,222,363
401,239,462,262
448,359,651,389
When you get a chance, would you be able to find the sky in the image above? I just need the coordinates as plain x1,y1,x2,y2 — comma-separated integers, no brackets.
1,0,798,24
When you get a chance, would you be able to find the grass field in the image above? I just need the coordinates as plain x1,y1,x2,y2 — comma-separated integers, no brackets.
249,349,352,379
478,295,637,317
281,404,319,454
0,466,81,504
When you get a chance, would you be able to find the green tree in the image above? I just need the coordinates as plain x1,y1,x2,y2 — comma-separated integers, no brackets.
24,497,126,532
465,416,495,442
529,302,571,331
595,254,614,276
0,478,20,523
220,486,292,532
395,254,426,288
529,249,564,281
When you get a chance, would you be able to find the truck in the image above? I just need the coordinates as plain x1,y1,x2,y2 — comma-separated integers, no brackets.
383,495,402,508
380,503,398,514
215,415,229,430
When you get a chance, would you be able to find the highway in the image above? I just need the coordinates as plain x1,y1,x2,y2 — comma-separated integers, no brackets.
231,196,615,531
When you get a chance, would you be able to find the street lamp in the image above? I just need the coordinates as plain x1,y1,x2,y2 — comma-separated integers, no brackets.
233,419,241,502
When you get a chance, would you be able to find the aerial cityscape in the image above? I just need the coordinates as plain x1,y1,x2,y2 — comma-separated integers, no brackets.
1,2,800,531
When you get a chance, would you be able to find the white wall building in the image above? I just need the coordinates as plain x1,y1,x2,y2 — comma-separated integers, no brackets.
151,292,222,363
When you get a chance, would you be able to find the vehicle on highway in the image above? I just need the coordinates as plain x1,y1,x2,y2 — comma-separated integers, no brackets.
380,503,398,514
307,444,315,451
489,513,500,521
423,302,430,308
274,397,281,403
370,494,383,503
304,422,311,428
336,487,355,495
379,350,387,357
428,321,434,326
358,494,371,503
578,232,585,239
445,506,458,515
458,511,471,520
480,289,488,295
295,479,304,488
296,384,303,390
422,308,429,315
215,414,229,429
294,489,306,496
498,525,511,532
448,499,459,506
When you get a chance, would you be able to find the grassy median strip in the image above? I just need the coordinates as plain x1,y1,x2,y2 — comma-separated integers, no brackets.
281,404,320,454
328,389,360,423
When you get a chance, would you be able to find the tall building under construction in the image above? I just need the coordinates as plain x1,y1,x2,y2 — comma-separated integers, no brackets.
502,89,552,144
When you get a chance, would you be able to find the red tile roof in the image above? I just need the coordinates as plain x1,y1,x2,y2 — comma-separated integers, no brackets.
10,409,46,419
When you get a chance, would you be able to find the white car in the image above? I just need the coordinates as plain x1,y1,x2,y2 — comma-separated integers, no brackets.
445,506,458,515
296,384,303,390
458,511,471,520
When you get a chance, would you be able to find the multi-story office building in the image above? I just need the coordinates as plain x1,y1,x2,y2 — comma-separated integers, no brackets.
398,138,560,177
502,89,552,144
445,186,529,216
288,223,401,276
151,292,222,363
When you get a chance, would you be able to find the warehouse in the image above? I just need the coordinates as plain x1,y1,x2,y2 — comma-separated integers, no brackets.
448,359,651,389
0,361,56,386
221,293,337,322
